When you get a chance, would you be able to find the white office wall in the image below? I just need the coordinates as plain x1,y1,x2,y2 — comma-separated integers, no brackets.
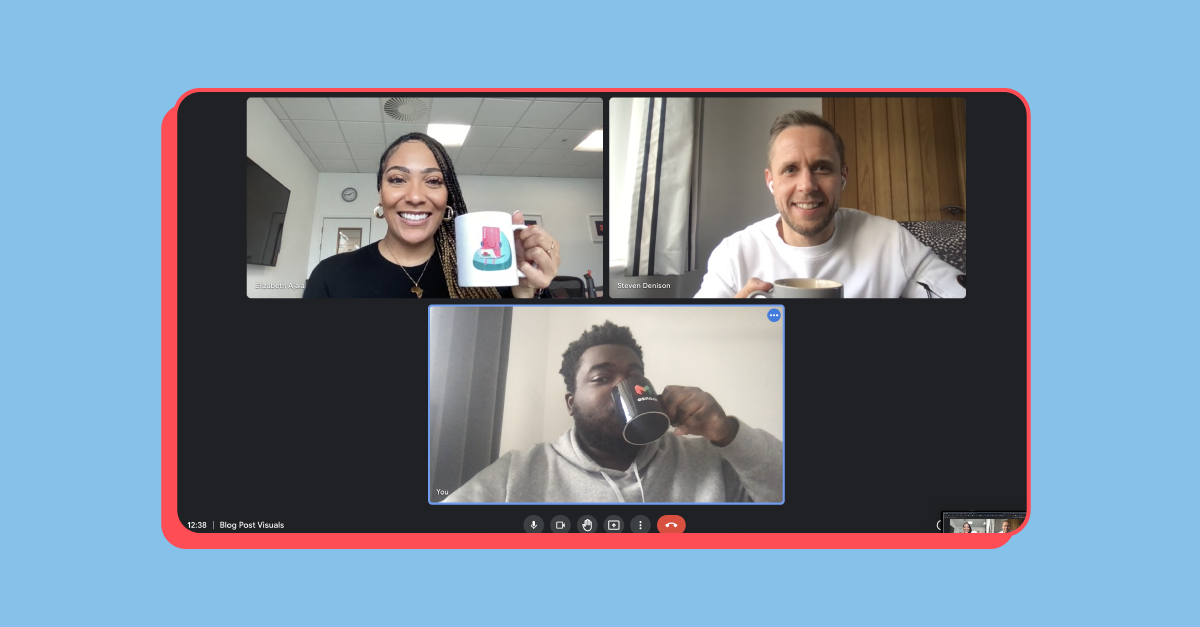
306,173,603,283
499,307,784,456
695,97,822,270
245,98,319,298
306,173,380,278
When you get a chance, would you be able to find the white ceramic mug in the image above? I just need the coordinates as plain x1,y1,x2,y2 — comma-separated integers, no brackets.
455,212,528,287
748,278,844,299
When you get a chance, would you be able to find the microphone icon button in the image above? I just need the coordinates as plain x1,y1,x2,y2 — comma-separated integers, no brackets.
523,515,544,533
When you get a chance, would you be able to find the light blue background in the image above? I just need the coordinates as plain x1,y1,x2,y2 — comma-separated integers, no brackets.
2,0,1193,623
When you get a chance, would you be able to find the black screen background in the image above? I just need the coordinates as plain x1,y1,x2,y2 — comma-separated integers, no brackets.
174,91,1027,533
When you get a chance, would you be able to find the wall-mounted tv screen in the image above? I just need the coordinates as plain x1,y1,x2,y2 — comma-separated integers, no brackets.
246,157,291,266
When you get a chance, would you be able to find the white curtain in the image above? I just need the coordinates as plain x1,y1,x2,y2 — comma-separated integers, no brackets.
428,307,512,501
622,98,701,276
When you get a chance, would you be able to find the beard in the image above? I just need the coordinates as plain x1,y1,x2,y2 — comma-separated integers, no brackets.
780,199,838,238
574,403,636,454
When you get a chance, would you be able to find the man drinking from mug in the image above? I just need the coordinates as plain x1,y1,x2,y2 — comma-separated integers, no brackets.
442,321,783,503
693,110,965,298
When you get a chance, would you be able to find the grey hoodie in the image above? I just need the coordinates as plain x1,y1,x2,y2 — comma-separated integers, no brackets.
442,419,783,503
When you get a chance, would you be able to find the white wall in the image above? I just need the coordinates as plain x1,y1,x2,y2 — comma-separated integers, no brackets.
694,97,822,270
246,98,319,298
306,173,380,278
306,173,603,282
499,306,784,456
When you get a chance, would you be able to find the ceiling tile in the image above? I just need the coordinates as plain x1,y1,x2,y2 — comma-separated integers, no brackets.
559,103,602,130
512,163,549,177
516,101,579,128
355,160,378,173
310,157,325,172
298,142,317,159
330,98,382,122
457,146,498,163
502,127,553,148
539,128,593,150
444,147,461,162
456,163,485,175
463,126,512,147
540,163,579,177
536,97,587,102
525,148,572,165
321,159,358,173
429,98,482,124
384,122,427,144
281,120,304,143
586,152,603,165
309,142,353,160
483,162,519,176
349,143,385,161
474,98,533,126
264,98,288,119
278,98,336,120
491,147,534,164
572,165,603,178
559,149,600,166
339,121,384,144
293,120,345,143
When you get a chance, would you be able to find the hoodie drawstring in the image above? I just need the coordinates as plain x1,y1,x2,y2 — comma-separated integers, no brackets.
599,472,625,503
600,467,647,503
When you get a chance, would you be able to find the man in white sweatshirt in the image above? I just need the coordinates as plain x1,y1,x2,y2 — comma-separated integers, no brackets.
694,109,965,298
443,321,783,503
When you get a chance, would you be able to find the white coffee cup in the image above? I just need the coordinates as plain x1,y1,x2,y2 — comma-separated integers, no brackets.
455,212,528,287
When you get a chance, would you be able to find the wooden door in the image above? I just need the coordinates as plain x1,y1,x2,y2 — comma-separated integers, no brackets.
823,97,966,222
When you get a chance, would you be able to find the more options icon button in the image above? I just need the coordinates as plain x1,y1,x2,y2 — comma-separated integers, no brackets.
657,515,686,533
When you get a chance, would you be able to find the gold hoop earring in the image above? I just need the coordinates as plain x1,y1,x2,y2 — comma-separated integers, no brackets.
443,205,455,222
373,205,384,219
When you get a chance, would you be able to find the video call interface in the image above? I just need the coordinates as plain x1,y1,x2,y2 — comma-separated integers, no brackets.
170,90,1028,540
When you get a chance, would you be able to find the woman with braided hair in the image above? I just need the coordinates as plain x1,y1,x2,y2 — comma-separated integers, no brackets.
303,132,562,298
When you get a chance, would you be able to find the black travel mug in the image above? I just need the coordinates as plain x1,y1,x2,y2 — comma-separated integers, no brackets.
610,376,671,445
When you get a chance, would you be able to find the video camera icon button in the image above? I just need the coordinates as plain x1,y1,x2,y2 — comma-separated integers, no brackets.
523,515,544,533
550,515,571,533
577,515,598,533
604,516,624,532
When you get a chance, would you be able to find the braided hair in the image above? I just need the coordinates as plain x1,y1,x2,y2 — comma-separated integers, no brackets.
376,133,501,299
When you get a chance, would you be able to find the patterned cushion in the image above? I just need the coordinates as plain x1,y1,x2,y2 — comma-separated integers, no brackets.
900,221,966,273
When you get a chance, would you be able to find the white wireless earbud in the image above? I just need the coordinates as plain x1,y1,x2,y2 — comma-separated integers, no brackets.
841,177,847,190
769,181,774,193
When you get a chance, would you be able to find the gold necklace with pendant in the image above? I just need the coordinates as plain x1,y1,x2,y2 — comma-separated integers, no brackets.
383,238,432,298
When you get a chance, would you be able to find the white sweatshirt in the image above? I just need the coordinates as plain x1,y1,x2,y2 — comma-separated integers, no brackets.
441,420,783,503
695,208,966,298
